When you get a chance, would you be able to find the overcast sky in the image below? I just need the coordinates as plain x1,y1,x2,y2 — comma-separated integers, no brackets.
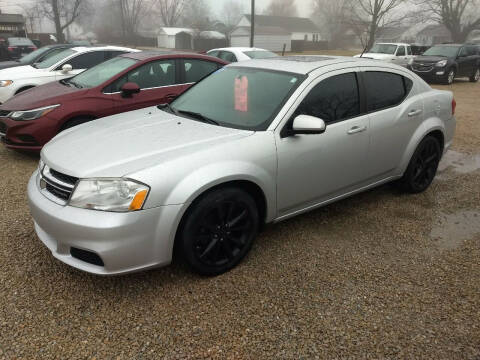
1,0,313,18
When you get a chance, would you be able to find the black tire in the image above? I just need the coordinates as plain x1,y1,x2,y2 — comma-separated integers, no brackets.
469,67,480,82
398,136,441,194
178,187,259,276
60,117,93,132
444,68,456,85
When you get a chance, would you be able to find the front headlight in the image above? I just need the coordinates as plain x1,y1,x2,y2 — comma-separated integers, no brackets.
0,80,13,87
69,178,150,212
10,104,60,121
38,159,45,173
435,60,448,68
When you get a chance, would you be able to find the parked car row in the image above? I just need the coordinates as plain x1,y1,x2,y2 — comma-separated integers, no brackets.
356,42,480,85
0,46,456,277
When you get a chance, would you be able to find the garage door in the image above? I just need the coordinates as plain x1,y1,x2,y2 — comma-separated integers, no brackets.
231,36,249,48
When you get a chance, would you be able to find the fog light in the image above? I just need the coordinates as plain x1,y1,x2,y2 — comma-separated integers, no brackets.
436,71,445,75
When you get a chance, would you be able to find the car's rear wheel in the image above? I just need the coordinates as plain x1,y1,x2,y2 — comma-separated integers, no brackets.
399,136,441,193
470,67,480,82
444,68,456,85
179,187,259,276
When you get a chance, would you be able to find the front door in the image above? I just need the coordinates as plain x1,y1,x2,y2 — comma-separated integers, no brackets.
106,59,182,113
276,71,371,216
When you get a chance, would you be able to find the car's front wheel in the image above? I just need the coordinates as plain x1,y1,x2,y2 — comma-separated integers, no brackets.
179,187,259,276
399,136,441,193
444,68,456,85
470,67,480,82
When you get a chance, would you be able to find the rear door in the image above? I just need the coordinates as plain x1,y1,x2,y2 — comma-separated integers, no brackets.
360,69,422,178
178,58,222,92
105,59,180,113
456,46,472,76
54,51,109,80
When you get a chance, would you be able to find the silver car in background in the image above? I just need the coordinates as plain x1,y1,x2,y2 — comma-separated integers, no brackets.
28,56,456,276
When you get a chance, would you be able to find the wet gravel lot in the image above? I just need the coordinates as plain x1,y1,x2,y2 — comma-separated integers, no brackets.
1,81,479,359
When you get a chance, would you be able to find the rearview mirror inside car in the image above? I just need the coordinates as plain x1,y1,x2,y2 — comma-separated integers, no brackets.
121,82,140,98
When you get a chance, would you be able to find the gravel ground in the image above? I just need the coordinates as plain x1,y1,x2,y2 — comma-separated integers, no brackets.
0,80,479,359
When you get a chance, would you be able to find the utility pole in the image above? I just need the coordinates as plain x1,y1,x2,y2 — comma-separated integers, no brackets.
250,0,255,47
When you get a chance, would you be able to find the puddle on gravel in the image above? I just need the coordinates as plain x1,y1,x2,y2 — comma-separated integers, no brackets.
437,150,480,180
430,210,480,250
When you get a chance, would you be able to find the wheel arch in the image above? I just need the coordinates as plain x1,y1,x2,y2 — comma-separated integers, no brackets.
15,85,36,95
59,114,97,132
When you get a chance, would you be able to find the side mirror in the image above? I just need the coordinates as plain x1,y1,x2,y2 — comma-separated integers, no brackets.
121,82,140,98
61,64,72,73
290,114,326,135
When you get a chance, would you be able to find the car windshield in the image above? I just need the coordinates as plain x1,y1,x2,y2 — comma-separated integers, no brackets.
8,37,34,46
18,47,50,64
243,50,279,59
34,49,76,69
368,44,398,54
68,56,137,88
170,67,304,131
422,46,460,57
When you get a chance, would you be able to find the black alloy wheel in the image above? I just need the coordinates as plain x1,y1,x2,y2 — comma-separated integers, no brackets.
399,136,441,193
179,187,259,276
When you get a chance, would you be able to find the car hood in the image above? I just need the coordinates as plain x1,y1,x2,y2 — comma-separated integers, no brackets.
0,65,39,78
42,106,254,178
1,81,84,111
0,61,22,70
413,56,450,63
355,53,394,60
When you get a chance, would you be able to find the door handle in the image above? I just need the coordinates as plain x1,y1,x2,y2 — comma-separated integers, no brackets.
408,109,423,117
347,125,367,135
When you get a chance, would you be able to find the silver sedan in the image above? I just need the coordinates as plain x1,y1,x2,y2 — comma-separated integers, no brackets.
28,56,456,275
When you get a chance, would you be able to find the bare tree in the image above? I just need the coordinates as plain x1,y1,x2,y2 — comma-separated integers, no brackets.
415,0,480,42
220,0,245,37
40,0,88,42
156,0,186,27
20,3,43,34
265,0,298,17
119,0,151,43
348,0,406,49
311,0,351,46
181,0,211,30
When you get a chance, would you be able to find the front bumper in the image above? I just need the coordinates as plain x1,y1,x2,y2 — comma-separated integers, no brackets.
28,171,184,275
0,114,58,151
409,66,448,83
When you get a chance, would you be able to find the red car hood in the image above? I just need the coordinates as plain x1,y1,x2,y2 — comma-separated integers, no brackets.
1,81,87,111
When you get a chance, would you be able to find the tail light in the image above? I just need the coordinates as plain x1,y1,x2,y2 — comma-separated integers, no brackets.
29,46,37,50
452,98,456,116
7,46,17,51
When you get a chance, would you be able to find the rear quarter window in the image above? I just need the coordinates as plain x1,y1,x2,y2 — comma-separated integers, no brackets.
363,71,413,112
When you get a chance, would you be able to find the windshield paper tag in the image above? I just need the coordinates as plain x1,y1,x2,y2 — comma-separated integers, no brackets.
235,76,248,112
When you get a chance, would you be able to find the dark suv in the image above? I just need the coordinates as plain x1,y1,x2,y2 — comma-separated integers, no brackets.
1,37,37,60
409,44,480,84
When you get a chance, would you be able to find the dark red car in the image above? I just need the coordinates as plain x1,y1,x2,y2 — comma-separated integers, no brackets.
0,52,228,151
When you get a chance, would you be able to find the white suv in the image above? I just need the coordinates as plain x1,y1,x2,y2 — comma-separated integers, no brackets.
354,43,415,67
0,46,138,104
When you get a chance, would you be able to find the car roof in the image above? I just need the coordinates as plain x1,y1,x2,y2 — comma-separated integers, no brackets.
228,55,402,75
121,51,228,62
375,42,410,46
209,47,270,52
70,45,139,53
433,43,463,47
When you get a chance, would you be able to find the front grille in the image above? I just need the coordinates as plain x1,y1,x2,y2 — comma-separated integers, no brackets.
50,169,78,186
41,166,78,202
0,110,10,117
412,63,434,72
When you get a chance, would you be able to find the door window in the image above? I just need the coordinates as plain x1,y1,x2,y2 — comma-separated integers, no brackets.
294,73,360,124
396,46,406,56
65,51,107,69
107,59,176,92
363,72,413,112
406,46,412,55
183,59,219,83
218,51,237,62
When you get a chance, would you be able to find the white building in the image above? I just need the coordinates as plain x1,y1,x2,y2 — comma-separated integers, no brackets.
156,27,195,49
231,14,321,52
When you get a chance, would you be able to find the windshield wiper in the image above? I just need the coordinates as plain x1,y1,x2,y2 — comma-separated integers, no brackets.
158,103,178,114
176,110,220,126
